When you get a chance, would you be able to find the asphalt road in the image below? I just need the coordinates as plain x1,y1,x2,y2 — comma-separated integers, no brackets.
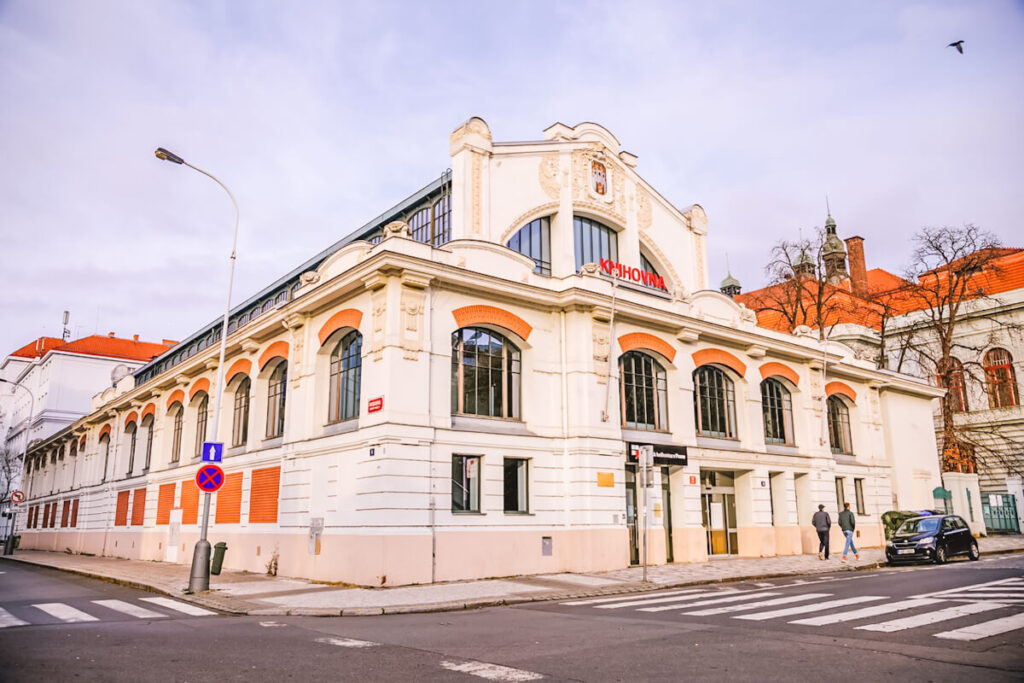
0,554,1022,682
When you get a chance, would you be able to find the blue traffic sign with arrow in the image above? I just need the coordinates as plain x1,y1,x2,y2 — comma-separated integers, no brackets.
201,441,223,463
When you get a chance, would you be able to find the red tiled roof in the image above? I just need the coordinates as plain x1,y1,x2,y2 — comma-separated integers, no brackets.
7,335,173,363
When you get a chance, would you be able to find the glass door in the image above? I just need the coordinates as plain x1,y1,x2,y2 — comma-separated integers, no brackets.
661,467,674,563
701,491,738,555
625,464,639,565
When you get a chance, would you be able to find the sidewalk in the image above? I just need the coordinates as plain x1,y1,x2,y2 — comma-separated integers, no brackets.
4,535,1023,617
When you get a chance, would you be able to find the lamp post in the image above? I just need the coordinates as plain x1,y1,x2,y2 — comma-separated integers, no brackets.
154,147,239,593
1,379,35,555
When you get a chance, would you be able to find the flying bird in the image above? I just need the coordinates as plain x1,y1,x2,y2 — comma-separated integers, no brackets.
948,40,964,54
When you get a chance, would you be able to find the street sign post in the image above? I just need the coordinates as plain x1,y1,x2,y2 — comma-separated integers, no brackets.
195,464,225,493
201,442,224,463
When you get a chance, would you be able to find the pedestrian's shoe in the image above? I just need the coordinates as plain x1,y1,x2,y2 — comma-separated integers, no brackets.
842,555,847,561
818,551,823,560
855,553,860,560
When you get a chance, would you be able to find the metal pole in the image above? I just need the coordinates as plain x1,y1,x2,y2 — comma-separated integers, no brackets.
164,158,239,594
2,380,34,555
641,446,650,583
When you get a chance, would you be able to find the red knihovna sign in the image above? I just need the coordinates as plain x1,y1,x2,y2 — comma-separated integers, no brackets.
599,258,666,290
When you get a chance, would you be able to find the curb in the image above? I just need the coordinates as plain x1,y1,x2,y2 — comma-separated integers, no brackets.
4,546,1021,617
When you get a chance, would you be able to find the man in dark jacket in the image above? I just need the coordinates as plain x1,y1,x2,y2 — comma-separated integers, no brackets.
812,504,831,559
839,502,859,561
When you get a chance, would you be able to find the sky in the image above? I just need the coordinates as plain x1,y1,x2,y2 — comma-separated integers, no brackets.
1,0,1022,359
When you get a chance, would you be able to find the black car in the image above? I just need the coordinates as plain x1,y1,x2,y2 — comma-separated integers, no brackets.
885,514,980,565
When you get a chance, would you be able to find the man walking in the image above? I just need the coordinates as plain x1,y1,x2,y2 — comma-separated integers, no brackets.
812,504,831,560
839,502,859,560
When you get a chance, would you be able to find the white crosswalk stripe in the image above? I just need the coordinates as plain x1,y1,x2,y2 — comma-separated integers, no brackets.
913,577,1024,603
790,598,944,626
0,607,28,628
561,588,711,607
139,597,217,616
735,596,886,621
857,601,1008,633
601,590,748,610
684,593,831,616
33,603,99,623
93,599,167,619
640,592,781,613
934,611,1024,641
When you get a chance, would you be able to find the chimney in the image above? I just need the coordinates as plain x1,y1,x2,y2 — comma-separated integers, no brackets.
133,334,139,341
108,331,115,338
845,236,868,297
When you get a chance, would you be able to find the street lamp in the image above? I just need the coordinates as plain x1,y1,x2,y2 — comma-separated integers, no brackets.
1,378,35,555
154,147,239,593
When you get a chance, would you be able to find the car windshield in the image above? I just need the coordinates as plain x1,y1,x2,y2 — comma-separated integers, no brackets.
896,517,940,534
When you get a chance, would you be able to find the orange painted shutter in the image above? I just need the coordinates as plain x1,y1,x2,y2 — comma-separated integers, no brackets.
214,472,243,525
156,483,176,525
180,479,199,525
131,487,147,526
70,499,79,527
61,500,70,527
248,466,281,523
52,502,59,528
41,504,48,528
115,491,130,526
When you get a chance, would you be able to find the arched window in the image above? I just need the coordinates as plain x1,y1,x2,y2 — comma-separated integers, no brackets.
761,379,794,445
194,393,209,458
619,351,667,430
99,434,110,483
232,377,251,447
640,253,666,291
142,414,154,471
451,327,521,419
693,366,736,438
827,396,853,455
408,195,451,248
169,403,183,463
940,358,968,413
984,348,1019,409
574,216,618,272
328,331,362,423
266,362,287,438
125,422,137,475
507,217,551,275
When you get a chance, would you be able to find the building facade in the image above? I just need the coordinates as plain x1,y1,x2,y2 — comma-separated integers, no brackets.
16,120,943,585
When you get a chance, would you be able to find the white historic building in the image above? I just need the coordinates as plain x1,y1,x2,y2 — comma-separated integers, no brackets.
16,120,944,585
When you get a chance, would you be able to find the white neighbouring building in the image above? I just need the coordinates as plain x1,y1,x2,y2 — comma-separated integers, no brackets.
17,119,944,585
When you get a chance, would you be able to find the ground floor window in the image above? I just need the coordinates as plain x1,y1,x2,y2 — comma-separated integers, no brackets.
854,478,866,515
452,455,480,513
503,458,528,513
835,477,846,510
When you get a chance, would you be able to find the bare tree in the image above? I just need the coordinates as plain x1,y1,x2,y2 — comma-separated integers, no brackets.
744,228,858,340
895,224,1024,477
0,442,19,504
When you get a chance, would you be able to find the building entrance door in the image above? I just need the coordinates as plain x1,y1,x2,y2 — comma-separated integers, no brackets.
661,467,674,563
701,470,738,555
625,464,639,565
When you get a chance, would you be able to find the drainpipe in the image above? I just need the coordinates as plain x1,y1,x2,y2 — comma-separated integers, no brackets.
560,310,570,527
601,277,618,422
426,285,437,583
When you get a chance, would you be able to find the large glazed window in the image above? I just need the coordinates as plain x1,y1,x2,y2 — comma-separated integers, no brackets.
573,216,618,272
827,396,853,454
761,379,794,445
266,362,287,438
451,327,521,419
940,357,968,413
194,394,208,458
141,415,154,471
693,366,737,438
619,351,668,430
984,348,1019,409
125,423,137,475
169,403,183,463
409,195,451,247
328,331,362,423
232,377,251,447
507,217,551,275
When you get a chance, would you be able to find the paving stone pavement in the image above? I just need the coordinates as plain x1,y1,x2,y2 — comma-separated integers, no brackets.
4,535,1022,616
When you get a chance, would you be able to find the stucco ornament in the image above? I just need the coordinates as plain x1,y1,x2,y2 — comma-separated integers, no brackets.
400,288,425,360
299,271,320,286
593,326,611,384
636,187,653,230
738,303,758,324
371,293,387,361
383,220,411,239
538,152,561,200
580,262,601,275
471,152,483,234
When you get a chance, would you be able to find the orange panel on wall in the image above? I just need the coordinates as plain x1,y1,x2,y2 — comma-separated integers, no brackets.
249,466,281,523
215,472,243,525
180,480,199,525
156,483,176,525
131,487,147,526
61,500,70,527
70,499,79,527
114,491,130,526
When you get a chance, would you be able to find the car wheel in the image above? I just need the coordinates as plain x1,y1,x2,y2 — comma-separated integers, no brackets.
934,545,947,564
968,542,980,561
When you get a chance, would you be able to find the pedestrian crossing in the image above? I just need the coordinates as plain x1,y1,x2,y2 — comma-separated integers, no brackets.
559,579,1024,642
0,597,217,628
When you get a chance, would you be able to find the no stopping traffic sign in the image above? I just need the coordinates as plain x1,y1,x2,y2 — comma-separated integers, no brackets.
195,464,225,493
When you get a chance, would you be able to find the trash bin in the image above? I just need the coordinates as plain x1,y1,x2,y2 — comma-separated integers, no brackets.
211,541,228,575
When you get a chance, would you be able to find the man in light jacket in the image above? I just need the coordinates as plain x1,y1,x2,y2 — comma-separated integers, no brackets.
812,504,831,560
839,502,859,561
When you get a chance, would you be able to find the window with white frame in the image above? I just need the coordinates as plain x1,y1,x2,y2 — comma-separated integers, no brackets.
194,393,208,458
694,365,737,438
328,331,362,423
232,376,251,447
761,379,794,445
619,351,668,431
503,458,529,513
451,455,481,513
854,478,866,515
451,327,521,419
266,362,287,438
169,402,183,463
827,396,853,454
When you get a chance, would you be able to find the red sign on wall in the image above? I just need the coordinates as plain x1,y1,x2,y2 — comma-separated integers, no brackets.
599,258,666,290
368,397,384,413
